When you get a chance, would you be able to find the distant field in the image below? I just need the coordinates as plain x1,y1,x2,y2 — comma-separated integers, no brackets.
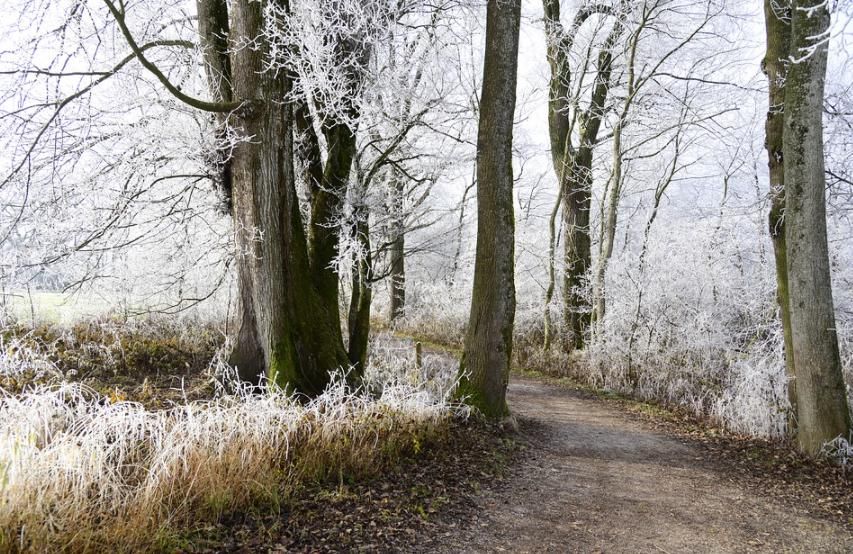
2,291,117,324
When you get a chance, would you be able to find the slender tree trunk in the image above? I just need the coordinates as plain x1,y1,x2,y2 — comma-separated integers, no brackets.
542,2,623,352
347,211,372,377
389,178,406,321
196,0,234,213
389,233,405,321
294,100,323,205
784,0,851,454
451,177,476,282
224,0,349,393
762,0,798,425
308,123,358,319
627,129,681,386
458,0,520,419
591,121,622,329
542,189,562,351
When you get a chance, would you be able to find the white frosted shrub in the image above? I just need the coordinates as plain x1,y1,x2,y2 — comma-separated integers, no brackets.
365,332,462,402
393,279,469,344
581,217,792,437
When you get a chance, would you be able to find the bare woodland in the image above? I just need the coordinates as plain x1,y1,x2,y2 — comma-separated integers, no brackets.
0,0,852,550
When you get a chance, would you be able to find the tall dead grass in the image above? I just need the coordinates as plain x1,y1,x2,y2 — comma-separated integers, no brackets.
0,336,463,552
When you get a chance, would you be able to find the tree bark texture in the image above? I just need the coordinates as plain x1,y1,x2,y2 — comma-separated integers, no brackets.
198,0,349,393
389,230,406,321
458,0,521,418
783,0,851,453
196,0,234,213
308,122,359,318
762,0,798,424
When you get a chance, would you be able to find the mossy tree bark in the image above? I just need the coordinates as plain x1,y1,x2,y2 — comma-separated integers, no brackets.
762,0,798,426
457,0,520,419
196,0,349,392
308,122,359,319
783,0,852,454
293,29,370,358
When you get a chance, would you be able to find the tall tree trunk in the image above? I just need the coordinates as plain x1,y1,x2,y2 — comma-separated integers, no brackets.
296,34,369,342
196,0,234,213
458,0,520,418
389,177,406,321
389,234,405,321
542,188,562,351
762,0,798,426
561,152,593,351
451,177,476,282
784,0,852,454
224,0,349,393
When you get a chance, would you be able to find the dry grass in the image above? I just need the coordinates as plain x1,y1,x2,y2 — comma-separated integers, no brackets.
0,327,464,553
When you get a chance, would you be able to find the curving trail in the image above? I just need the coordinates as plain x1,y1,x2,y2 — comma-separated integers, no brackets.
431,377,852,554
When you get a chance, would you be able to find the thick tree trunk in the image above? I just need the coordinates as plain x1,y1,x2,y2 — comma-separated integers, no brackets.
224,0,349,393
762,0,798,425
783,0,851,454
458,0,520,419
561,153,593,351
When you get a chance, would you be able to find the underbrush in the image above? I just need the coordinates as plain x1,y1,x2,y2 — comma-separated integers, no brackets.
512,319,793,440
0,318,222,383
0,323,465,553
393,301,846,444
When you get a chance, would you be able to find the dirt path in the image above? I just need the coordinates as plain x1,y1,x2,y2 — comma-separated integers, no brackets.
430,377,852,553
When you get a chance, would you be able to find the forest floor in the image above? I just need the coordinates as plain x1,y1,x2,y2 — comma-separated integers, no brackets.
8,324,850,552
206,371,853,553
423,376,853,553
